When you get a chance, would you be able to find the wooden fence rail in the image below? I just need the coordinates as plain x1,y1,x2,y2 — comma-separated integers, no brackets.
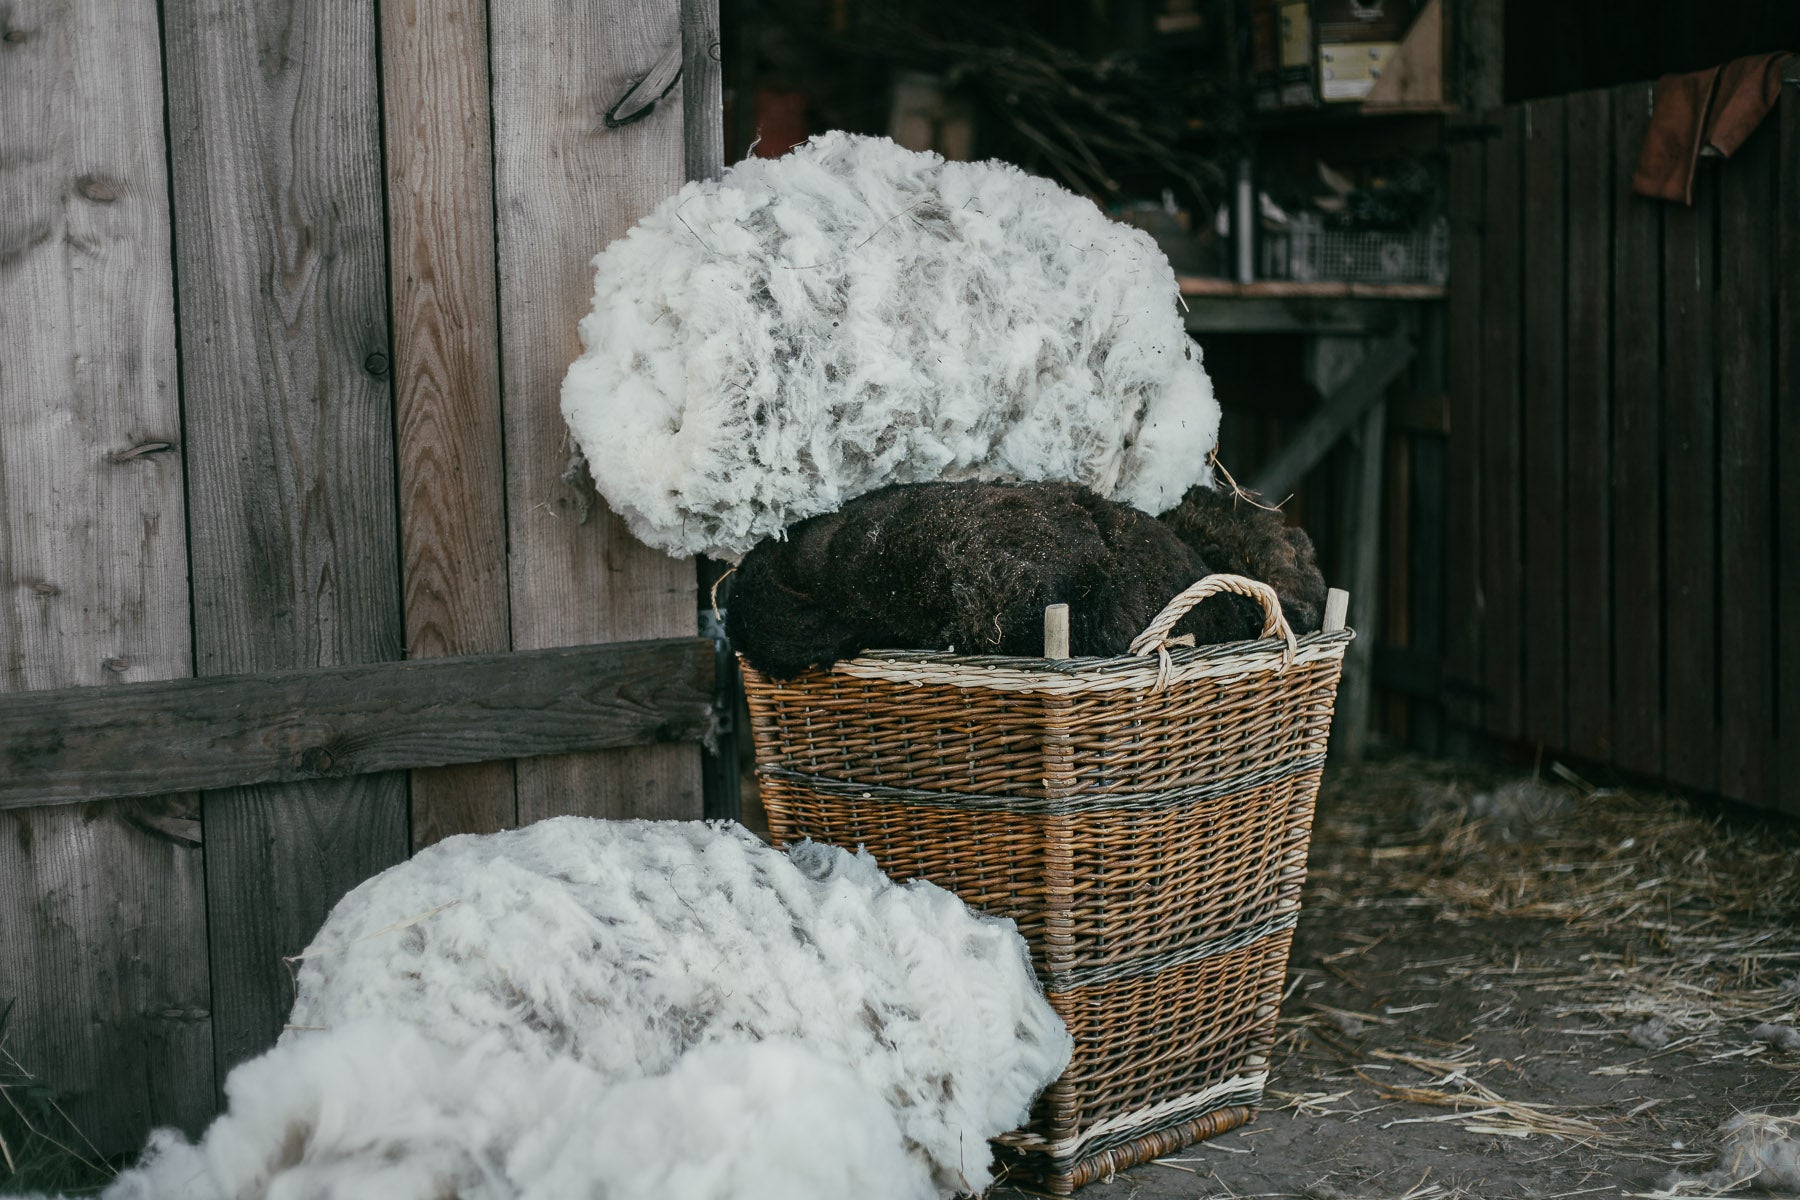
0,639,714,810
1445,74,1797,814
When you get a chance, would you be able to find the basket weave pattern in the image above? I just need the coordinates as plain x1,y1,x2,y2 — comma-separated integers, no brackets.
741,575,1349,1193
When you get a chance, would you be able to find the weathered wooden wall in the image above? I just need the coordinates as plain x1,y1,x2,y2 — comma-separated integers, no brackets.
1443,75,1797,813
0,0,214,1148
0,0,722,1155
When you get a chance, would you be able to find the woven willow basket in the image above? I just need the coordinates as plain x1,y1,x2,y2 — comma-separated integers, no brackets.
740,574,1350,1194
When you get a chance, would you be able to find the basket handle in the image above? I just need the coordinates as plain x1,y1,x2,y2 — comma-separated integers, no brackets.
1128,574,1298,664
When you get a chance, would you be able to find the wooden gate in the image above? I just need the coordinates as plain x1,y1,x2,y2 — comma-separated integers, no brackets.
0,0,723,1154
1444,71,1799,813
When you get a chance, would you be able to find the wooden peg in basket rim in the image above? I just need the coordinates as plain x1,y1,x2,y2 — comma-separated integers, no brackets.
1323,588,1349,633
1043,603,1070,659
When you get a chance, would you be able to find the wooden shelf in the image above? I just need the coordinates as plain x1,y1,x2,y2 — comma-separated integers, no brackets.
1178,277,1446,300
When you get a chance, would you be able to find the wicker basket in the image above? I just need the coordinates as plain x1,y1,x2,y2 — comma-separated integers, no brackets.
740,574,1351,1194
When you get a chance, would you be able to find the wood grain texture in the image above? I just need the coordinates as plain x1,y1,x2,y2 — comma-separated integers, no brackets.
161,0,408,1077
380,0,515,848
1660,160,1718,796
1562,88,1612,763
491,0,702,824
0,0,213,1150
1519,97,1566,751
1779,80,1800,816
682,0,723,182
1442,133,1484,731
1478,107,1523,741
1715,125,1774,809
2,639,715,808
1609,83,1663,780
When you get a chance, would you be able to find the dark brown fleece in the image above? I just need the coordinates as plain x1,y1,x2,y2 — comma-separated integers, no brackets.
1156,484,1327,635
727,480,1265,679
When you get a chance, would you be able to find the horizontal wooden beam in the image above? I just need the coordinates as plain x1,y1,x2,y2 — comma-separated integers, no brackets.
0,638,715,810
1177,278,1447,300
1183,297,1414,336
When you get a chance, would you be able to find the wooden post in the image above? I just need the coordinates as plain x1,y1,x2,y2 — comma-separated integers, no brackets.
0,0,214,1149
163,0,408,1079
1333,399,1387,761
380,0,516,848
491,0,703,824
1323,590,1350,634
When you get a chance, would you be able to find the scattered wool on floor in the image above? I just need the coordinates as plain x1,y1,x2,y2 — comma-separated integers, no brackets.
1689,1110,1800,1193
85,820,1070,1200
1751,1022,1800,1053
561,131,1220,560
726,479,1272,679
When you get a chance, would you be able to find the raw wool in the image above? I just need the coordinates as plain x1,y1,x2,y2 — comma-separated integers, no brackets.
561,131,1219,561
97,1025,928,1200
1693,1110,1800,1193
724,479,1267,679
1155,484,1328,634
1750,1022,1800,1053
280,818,1071,1196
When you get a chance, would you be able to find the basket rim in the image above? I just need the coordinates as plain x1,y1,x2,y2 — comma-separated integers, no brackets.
740,627,1353,695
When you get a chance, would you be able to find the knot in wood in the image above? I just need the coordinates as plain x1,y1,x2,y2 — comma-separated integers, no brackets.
299,745,336,774
76,174,121,203
363,350,390,377
102,656,131,673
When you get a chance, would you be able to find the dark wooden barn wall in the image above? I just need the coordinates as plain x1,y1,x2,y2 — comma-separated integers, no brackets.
0,0,722,1157
1444,76,1796,814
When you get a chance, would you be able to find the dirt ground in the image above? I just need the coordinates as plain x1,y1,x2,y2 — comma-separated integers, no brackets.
991,754,1800,1200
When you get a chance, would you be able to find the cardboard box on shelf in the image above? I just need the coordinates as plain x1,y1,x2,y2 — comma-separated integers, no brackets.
1319,41,1398,101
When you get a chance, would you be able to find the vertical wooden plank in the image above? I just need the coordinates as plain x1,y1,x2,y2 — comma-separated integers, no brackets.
1774,75,1799,816
163,0,408,1076
1562,88,1613,765
1381,425,1410,739
1443,129,1485,734
0,0,213,1150
1716,121,1775,810
1408,432,1446,752
492,1,703,825
1479,106,1524,741
1332,398,1387,761
1520,97,1567,751
682,0,724,183
1661,138,1718,797
1407,303,1448,753
381,0,516,848
1610,82,1664,782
